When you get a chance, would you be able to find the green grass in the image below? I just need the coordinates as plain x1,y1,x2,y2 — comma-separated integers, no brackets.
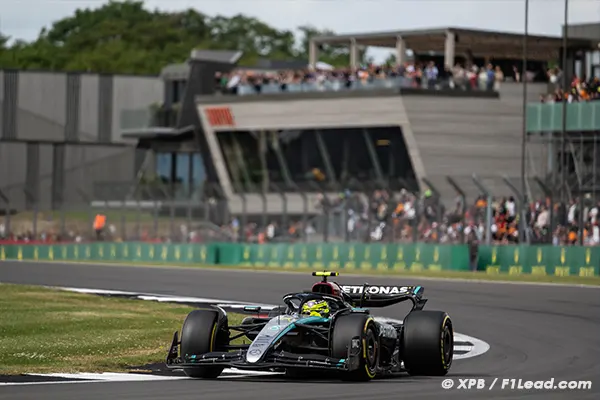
0,283,243,375
33,259,600,286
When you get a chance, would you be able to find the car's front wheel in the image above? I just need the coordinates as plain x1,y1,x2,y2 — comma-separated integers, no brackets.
331,313,379,381
180,309,228,379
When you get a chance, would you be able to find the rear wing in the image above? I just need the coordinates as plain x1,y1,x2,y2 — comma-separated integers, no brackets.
339,284,427,310
310,271,427,310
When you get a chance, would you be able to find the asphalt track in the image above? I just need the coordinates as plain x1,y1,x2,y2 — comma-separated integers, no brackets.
1,261,599,399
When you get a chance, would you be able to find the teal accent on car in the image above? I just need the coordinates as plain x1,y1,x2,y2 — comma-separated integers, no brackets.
272,316,328,343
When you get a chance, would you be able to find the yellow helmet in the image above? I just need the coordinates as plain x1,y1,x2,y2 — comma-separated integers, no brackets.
302,300,330,318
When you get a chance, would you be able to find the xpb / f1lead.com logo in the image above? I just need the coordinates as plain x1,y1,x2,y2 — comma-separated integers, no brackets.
441,378,592,391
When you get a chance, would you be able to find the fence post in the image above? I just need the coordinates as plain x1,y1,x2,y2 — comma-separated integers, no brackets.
398,178,419,243
23,188,38,239
472,174,492,245
169,195,176,241
103,192,111,241
135,187,142,241
270,183,287,236
0,189,10,239
140,186,159,239
118,190,128,241
344,188,351,243
386,181,397,243
533,176,554,244
501,175,529,244
362,181,374,243
260,190,268,232
309,181,330,243
77,187,92,239
239,191,247,243
421,178,442,243
446,176,467,243
202,184,211,226
186,194,193,243
212,184,229,228
296,184,309,243
57,191,66,240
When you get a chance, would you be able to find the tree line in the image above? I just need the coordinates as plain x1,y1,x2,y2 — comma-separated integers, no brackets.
0,0,361,75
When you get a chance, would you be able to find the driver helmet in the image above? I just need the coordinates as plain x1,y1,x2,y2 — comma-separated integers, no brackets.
301,299,330,318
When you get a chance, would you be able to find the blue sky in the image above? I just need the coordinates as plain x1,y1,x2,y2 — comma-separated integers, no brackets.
2,0,599,62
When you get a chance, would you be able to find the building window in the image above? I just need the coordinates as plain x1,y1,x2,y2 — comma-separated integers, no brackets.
170,80,187,104
156,152,172,183
172,81,179,104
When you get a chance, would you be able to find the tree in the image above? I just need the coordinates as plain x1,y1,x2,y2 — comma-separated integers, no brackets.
0,0,366,75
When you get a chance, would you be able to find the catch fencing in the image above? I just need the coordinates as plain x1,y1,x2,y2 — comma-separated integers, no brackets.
0,175,563,245
0,172,596,252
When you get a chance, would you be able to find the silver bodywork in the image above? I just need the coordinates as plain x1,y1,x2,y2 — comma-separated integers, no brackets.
245,314,301,363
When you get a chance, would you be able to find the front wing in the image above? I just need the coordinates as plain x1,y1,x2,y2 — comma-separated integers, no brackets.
165,332,362,372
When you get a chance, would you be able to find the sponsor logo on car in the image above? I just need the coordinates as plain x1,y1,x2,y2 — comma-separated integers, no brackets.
340,285,411,295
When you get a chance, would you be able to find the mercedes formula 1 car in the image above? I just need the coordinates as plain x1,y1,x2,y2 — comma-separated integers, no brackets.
165,271,453,381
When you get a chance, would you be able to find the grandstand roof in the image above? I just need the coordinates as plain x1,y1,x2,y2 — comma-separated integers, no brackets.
312,26,596,61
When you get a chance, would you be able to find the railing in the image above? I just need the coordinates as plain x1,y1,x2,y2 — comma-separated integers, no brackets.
527,101,600,132
233,76,499,96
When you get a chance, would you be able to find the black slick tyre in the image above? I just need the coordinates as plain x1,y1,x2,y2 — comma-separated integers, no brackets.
331,313,379,381
402,310,453,376
180,309,227,379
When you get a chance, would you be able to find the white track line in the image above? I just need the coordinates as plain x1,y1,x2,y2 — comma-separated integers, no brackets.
0,369,279,386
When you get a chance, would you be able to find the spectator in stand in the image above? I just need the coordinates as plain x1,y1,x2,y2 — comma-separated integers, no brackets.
494,66,504,91
425,61,439,89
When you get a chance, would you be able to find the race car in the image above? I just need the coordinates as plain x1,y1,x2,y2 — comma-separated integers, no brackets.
165,271,453,381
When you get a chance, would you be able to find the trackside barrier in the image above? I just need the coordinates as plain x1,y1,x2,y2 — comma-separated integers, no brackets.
0,243,216,265
0,243,598,277
478,245,600,277
217,243,469,272
0,242,468,273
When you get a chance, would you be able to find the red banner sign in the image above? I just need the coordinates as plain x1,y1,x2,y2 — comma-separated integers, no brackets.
205,107,235,127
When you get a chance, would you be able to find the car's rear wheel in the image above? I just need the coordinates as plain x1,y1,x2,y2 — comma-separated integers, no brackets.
402,310,453,376
331,313,379,381
180,309,228,379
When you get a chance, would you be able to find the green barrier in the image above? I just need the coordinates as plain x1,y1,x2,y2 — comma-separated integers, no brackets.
0,242,217,265
227,243,470,272
2,242,598,278
478,245,600,277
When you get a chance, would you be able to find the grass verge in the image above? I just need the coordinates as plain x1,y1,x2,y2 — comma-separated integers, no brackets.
0,283,243,375
23,259,600,286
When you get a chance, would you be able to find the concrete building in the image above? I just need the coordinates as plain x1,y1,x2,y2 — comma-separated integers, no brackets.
0,70,163,211
564,22,600,79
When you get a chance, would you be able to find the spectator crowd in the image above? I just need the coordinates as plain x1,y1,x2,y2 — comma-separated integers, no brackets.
2,188,600,248
215,60,508,95
541,68,600,102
